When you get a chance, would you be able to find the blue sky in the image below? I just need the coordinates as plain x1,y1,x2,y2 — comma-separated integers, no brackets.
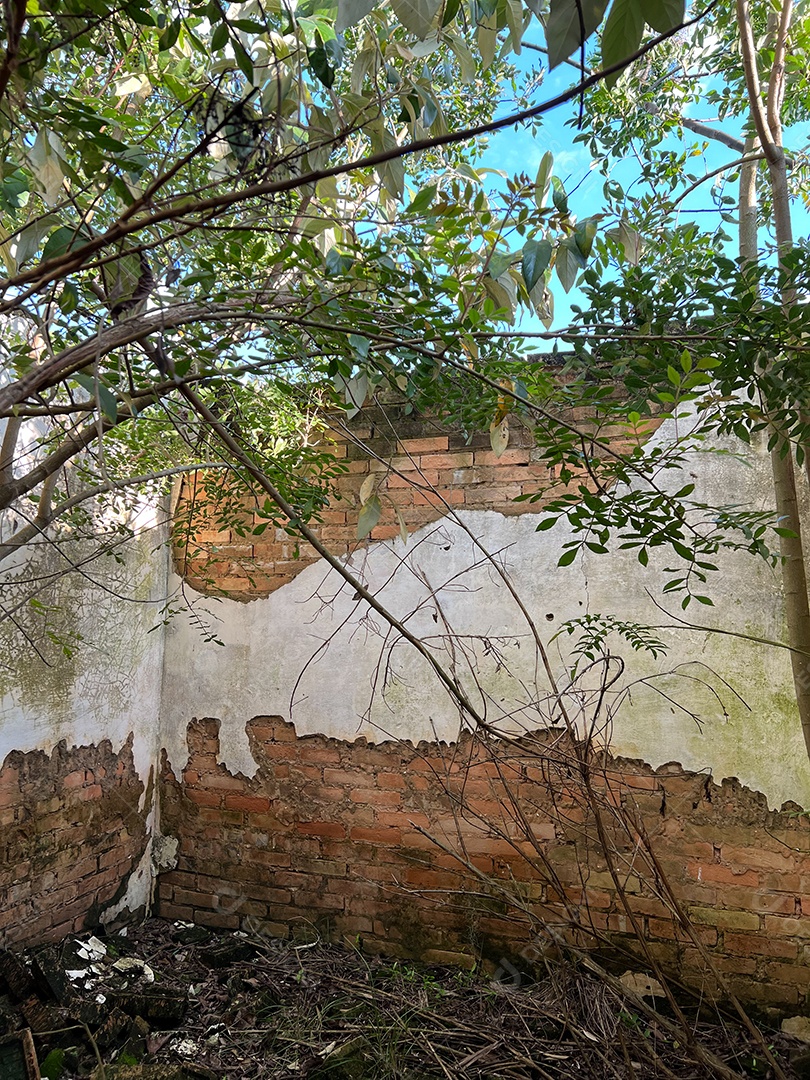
477,48,810,332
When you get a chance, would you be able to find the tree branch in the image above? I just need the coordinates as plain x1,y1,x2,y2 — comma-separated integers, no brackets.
767,0,793,144
0,1,718,311
0,295,293,415
0,461,226,565
177,378,495,733
0,0,26,109
680,117,745,153
669,151,765,211
735,0,779,164
0,414,21,485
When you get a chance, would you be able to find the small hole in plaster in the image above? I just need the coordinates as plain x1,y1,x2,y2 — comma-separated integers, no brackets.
545,613,554,622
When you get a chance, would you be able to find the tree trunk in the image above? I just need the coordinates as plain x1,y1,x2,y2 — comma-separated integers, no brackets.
736,0,810,758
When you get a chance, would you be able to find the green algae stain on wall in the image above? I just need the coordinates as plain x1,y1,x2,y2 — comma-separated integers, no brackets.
0,527,167,739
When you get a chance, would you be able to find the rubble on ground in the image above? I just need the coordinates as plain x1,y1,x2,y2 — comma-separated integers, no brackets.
0,918,806,1078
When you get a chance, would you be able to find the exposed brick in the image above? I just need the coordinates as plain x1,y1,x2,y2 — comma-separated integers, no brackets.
725,933,797,960
397,437,449,454
350,826,402,844
297,821,347,840
764,915,810,939
153,714,810,1012
378,773,407,790
690,908,760,932
224,794,273,813
0,738,147,950
350,789,401,806
687,864,760,887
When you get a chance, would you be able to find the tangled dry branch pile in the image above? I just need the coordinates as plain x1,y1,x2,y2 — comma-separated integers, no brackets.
1,919,807,1079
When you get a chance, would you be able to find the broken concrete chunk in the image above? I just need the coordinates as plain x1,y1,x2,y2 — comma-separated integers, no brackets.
783,1016,810,1043
64,935,107,968
119,1014,151,1062
93,1006,132,1049
19,995,68,1034
29,947,71,1003
171,924,211,946
618,970,666,999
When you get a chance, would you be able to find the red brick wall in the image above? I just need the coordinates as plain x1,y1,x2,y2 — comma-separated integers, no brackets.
158,717,810,1007
0,737,149,947
175,407,658,599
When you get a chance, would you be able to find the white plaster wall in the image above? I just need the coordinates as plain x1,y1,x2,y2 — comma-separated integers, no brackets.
161,417,810,810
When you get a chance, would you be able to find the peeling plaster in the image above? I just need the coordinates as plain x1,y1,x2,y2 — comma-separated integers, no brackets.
100,844,153,927
162,419,810,810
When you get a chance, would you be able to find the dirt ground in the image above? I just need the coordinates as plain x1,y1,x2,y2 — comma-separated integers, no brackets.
0,918,807,1079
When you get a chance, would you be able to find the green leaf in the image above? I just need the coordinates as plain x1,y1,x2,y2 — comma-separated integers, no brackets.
601,0,645,85
536,516,558,531
348,334,370,359
210,21,229,50
534,151,553,209
232,39,254,81
446,31,476,81
336,0,377,31
357,494,382,539
308,44,334,87
442,0,461,23
488,250,514,280
551,176,568,215
15,217,57,265
555,236,586,292
558,547,578,567
521,238,552,292
476,12,498,69
644,0,684,33
74,373,118,423
546,0,610,68
58,281,79,314
504,0,524,52
408,183,437,215
391,0,440,38
574,217,598,259
158,17,181,50
40,1048,66,1080
41,226,76,262
98,384,118,424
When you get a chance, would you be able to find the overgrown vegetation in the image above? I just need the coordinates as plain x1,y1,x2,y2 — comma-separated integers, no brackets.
9,919,808,1078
